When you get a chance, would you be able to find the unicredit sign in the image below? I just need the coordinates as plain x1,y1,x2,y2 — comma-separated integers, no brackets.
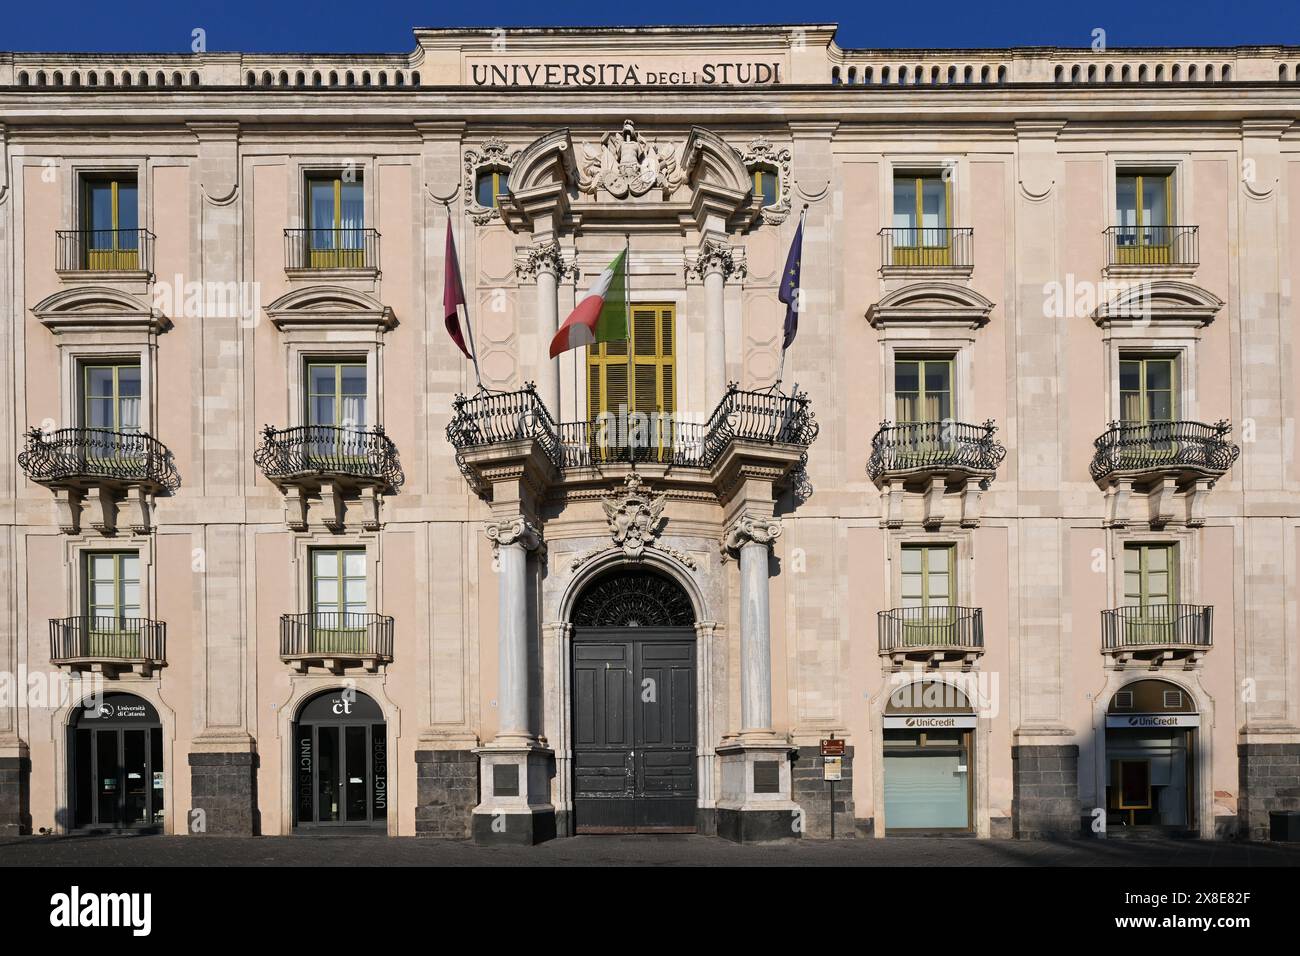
1106,714,1200,728
883,715,977,729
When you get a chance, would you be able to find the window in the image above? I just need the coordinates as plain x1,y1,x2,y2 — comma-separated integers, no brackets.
83,363,141,433
306,174,365,268
587,303,675,459
1123,542,1179,643
305,361,367,461
899,543,957,644
752,166,778,207
1119,356,1176,425
1115,171,1173,263
475,169,509,209
311,548,367,652
892,173,950,264
84,551,142,655
81,175,139,270
895,357,953,423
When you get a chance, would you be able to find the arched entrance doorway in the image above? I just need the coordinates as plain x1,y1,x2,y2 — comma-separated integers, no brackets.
68,692,164,831
882,679,976,833
570,568,697,833
293,689,388,829
1105,678,1198,833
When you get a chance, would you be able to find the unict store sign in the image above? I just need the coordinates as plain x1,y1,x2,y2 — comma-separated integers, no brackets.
1106,714,1200,728
883,715,978,729
468,61,783,87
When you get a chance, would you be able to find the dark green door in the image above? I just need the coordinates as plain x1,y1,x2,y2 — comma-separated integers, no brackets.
572,629,696,833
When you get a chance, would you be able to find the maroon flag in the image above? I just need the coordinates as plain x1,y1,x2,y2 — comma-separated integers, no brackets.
443,219,471,359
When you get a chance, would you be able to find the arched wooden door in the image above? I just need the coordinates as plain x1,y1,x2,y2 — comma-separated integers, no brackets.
570,569,697,833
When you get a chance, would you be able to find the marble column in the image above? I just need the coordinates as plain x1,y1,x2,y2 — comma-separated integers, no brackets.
485,517,540,746
693,239,744,400
724,514,782,737
519,240,564,416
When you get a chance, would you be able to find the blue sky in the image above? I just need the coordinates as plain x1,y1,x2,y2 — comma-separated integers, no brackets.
0,0,1295,52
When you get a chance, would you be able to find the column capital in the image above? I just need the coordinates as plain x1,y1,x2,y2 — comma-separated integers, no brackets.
686,237,746,283
514,238,573,282
721,513,782,556
485,516,542,553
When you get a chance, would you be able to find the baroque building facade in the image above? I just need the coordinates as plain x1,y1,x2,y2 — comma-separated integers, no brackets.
0,24,1298,843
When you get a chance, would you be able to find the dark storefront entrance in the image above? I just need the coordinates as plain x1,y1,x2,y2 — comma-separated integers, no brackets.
69,693,164,831
571,569,697,834
882,679,976,833
294,689,388,828
1105,679,1197,833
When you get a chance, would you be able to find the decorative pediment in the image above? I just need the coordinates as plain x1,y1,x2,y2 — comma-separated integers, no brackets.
867,282,995,329
1092,279,1223,329
32,285,171,335
498,128,580,230
263,286,396,332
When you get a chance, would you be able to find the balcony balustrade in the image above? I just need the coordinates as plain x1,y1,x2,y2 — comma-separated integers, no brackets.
1101,603,1212,668
280,611,394,673
50,616,166,676
879,227,974,271
56,228,155,274
877,605,984,671
1104,225,1198,269
284,227,380,272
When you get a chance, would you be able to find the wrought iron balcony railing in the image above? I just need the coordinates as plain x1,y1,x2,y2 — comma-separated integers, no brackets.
280,612,394,661
254,424,405,489
1101,604,1213,650
879,227,974,269
18,427,180,491
50,616,166,665
1104,225,1198,268
284,227,380,271
1089,420,1239,483
446,382,819,474
56,228,155,273
878,606,984,652
868,420,1006,485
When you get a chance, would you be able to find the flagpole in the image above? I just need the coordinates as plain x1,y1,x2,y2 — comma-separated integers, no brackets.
623,232,634,468
775,203,809,392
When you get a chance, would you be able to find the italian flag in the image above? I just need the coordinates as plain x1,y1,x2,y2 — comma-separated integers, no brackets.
549,249,628,358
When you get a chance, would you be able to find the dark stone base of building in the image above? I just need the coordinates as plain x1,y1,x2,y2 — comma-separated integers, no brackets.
791,745,855,838
1238,742,1300,841
189,752,259,835
472,808,556,845
717,808,802,843
414,749,478,838
695,806,717,836
1011,744,1080,839
0,755,31,836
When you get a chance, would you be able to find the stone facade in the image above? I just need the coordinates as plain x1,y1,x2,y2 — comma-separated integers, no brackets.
0,24,1297,845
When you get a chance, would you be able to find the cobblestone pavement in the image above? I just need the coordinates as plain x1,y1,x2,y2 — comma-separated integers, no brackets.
2,833,1299,866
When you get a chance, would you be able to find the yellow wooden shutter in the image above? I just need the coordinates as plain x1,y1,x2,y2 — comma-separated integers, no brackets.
587,303,675,418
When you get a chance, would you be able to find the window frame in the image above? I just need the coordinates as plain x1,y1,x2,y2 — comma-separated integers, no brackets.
79,172,140,269
81,361,143,433
893,354,955,425
303,170,366,267
900,542,957,610
1118,354,1179,426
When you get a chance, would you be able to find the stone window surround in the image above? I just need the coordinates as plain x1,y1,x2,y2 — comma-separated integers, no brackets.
1103,337,1199,426
1107,526,1200,609
290,529,382,618
282,338,382,430
879,334,975,424
60,157,151,250
1104,153,1190,228
882,526,976,610
880,155,965,230
62,533,155,620
57,339,156,435
286,158,374,232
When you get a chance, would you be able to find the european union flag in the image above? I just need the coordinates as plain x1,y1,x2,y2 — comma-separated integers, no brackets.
777,219,803,350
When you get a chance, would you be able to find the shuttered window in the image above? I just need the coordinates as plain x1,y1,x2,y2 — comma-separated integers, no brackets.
587,303,675,419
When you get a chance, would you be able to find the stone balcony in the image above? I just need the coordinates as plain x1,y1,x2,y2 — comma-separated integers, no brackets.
254,424,404,531
49,616,166,677
877,605,984,672
868,420,1007,528
18,426,180,533
1101,604,1213,670
1090,420,1239,527
445,382,819,503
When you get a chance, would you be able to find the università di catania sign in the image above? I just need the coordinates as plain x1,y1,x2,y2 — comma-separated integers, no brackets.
468,61,783,87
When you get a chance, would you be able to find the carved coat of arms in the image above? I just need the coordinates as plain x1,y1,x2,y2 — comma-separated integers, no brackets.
579,120,684,199
601,473,667,558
